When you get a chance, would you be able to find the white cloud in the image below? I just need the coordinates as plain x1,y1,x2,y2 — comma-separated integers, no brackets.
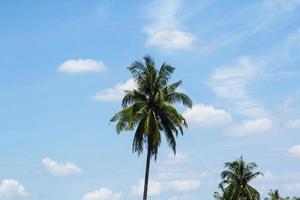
146,30,195,50
209,57,267,117
42,158,82,176
145,0,195,50
92,78,136,102
58,59,106,74
286,118,300,129
182,104,232,127
227,118,273,136
0,179,29,198
82,187,121,200
288,145,300,157
131,179,162,197
168,179,200,192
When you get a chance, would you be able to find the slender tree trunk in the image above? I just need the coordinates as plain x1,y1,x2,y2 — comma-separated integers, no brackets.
143,146,151,200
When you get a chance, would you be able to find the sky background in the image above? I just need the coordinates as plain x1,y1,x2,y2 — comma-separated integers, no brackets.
0,0,300,199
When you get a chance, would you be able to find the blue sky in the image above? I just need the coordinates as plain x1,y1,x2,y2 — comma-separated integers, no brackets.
0,0,300,199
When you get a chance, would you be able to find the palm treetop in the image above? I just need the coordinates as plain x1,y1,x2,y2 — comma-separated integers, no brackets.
219,156,263,200
110,55,192,159
221,156,262,185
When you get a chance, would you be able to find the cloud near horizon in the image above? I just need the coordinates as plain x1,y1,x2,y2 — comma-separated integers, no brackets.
131,178,200,197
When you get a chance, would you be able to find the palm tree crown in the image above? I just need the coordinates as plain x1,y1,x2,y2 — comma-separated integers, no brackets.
220,156,263,200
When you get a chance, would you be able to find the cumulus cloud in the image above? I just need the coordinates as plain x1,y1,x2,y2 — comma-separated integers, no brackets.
144,0,195,50
92,78,136,102
131,179,162,197
42,158,82,176
82,187,121,200
182,104,232,127
289,145,300,157
58,59,106,74
209,57,267,117
227,118,273,136
0,179,29,198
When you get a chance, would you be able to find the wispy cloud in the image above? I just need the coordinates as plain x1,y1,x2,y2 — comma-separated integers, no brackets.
167,179,201,192
286,118,300,129
286,182,300,191
196,0,300,53
144,0,195,50
209,57,267,117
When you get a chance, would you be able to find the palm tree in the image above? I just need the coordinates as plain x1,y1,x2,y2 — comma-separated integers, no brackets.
264,189,283,200
220,156,263,200
214,183,230,200
110,56,192,200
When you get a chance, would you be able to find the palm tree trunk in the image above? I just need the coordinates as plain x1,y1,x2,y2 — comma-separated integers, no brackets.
143,146,151,200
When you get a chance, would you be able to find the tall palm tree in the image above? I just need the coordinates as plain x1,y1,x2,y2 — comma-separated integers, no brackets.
220,156,262,200
110,56,192,200
264,189,283,200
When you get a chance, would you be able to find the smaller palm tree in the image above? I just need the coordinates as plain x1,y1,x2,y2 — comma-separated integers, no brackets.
264,189,283,200
220,156,263,200
265,190,299,200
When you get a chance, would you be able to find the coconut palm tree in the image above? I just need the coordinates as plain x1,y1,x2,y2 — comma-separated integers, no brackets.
220,156,262,200
264,189,284,200
110,56,192,200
